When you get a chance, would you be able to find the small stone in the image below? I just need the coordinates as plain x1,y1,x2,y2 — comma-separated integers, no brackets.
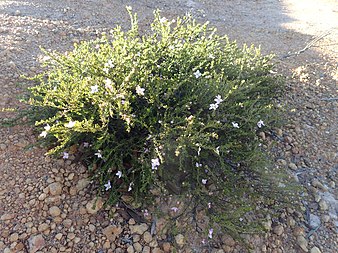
86,197,103,214
143,231,152,243
311,179,326,191
134,242,142,252
130,223,148,235
296,235,308,252
74,237,81,244
67,233,75,240
48,182,63,196
309,214,321,229
103,241,110,249
38,193,47,201
55,233,63,240
175,234,185,247
38,223,49,232
88,224,96,232
321,214,330,223
142,246,151,253
102,225,122,241
310,246,321,253
152,248,163,253
318,200,328,211
162,242,171,252
62,219,72,228
222,235,236,247
76,178,90,191
1,213,15,221
127,245,134,253
49,206,61,217
15,10,21,16
273,225,284,236
9,233,19,242
28,234,45,253
288,163,297,171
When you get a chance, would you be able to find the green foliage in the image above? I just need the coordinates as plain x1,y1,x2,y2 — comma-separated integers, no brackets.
26,9,290,236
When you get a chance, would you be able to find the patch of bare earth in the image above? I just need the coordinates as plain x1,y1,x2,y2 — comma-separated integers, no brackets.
0,0,337,252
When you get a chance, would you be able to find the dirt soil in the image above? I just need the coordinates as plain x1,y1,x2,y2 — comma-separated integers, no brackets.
0,0,337,252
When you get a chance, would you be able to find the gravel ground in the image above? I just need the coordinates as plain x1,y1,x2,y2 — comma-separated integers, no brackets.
0,0,337,252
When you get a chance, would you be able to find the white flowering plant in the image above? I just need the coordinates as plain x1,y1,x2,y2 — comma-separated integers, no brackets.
26,9,291,236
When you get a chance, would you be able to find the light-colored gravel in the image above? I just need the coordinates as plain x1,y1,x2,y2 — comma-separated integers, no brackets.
1,0,337,252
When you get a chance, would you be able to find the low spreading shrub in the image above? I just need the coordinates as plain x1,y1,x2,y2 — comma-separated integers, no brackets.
26,8,291,238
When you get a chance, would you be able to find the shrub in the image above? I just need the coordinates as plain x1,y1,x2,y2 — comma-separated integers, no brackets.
27,8,289,237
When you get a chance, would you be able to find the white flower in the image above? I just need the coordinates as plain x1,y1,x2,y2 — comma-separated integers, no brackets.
103,67,109,74
95,150,102,158
171,207,179,213
232,122,239,128
105,60,114,68
90,85,99,93
257,120,265,128
136,85,145,96
63,152,69,159
151,158,160,170
214,95,223,105
104,78,113,90
208,202,212,208
215,146,220,155
202,179,207,185
104,180,112,191
194,70,202,78
65,120,76,128
44,124,51,131
83,142,89,148
128,182,134,192
208,228,213,239
159,17,167,23
116,170,122,178
209,103,218,110
195,162,202,168
197,146,201,156
39,131,48,138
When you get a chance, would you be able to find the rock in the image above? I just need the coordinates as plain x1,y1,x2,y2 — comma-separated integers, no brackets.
273,225,284,236
288,163,298,171
296,235,308,252
152,248,163,253
310,246,321,253
55,233,63,240
48,182,63,196
309,214,321,229
175,234,185,248
143,231,152,243
0,213,15,221
28,234,45,253
222,235,236,247
321,214,330,223
38,223,49,232
162,242,171,252
86,197,103,214
102,225,122,241
318,199,328,211
76,178,90,191
62,219,72,228
142,246,151,253
133,242,142,252
49,206,61,217
67,233,75,240
9,233,19,242
130,223,148,235
127,245,134,253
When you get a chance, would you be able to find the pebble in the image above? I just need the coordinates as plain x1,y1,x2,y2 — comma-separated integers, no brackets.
102,225,122,241
49,206,61,217
127,245,134,253
143,231,152,243
175,234,185,248
0,213,15,221
38,223,49,232
273,225,284,236
48,182,63,196
28,234,45,253
288,162,298,170
130,223,148,235
86,197,103,214
310,246,322,253
162,242,171,252
9,233,19,242
134,242,143,252
318,199,328,211
76,178,90,191
309,214,321,229
296,235,308,252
